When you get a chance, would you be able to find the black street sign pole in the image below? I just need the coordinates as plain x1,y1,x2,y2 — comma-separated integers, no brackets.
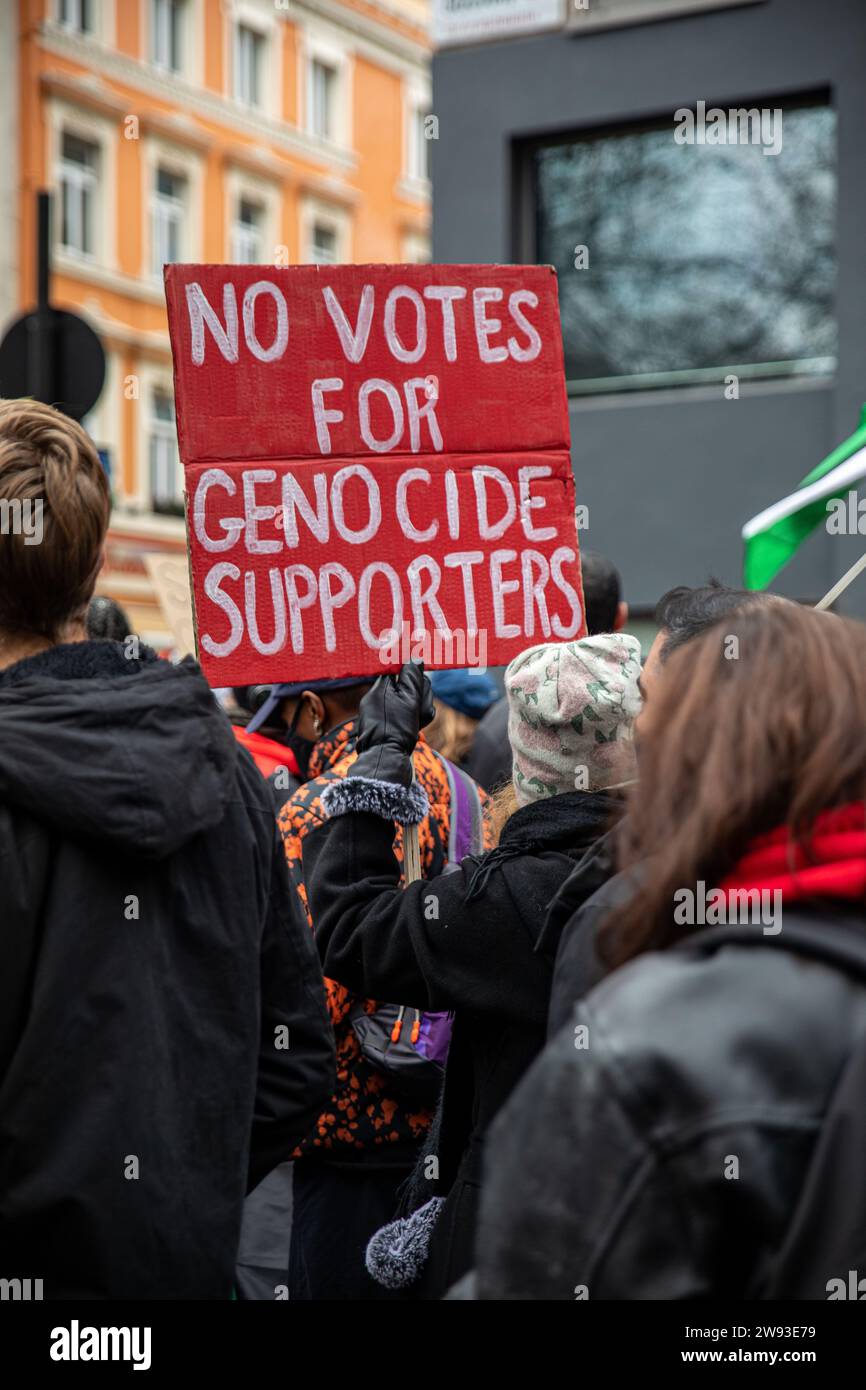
28,190,55,405
0,191,105,420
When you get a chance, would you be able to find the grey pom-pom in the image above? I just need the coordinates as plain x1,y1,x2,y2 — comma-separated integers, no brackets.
365,1198,445,1290
321,775,429,825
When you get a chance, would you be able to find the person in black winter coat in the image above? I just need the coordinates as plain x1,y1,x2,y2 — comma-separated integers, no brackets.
468,601,866,1299
0,400,334,1299
303,633,642,1298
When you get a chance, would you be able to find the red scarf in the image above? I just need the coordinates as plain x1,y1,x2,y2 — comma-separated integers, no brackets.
720,803,866,902
232,724,300,781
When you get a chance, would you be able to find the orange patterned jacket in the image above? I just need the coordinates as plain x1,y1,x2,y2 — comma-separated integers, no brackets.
277,718,493,1164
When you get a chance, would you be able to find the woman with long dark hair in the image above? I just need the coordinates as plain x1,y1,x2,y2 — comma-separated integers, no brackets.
468,601,866,1299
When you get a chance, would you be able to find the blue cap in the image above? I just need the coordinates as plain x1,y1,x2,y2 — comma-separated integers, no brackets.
246,674,376,733
429,668,499,720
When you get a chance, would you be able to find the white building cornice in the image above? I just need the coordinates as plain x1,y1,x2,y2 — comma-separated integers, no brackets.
39,21,360,174
283,0,429,70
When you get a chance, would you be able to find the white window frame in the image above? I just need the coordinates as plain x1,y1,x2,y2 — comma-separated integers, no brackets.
150,0,183,75
142,136,202,280
301,197,350,266
226,167,279,265
309,57,338,142
301,21,352,151
130,363,183,514
226,1,281,119
232,199,264,264
130,363,171,511
141,0,203,83
54,0,114,44
148,383,184,514
151,165,187,275
49,99,116,271
81,347,119,494
56,0,94,36
58,131,100,259
310,222,338,266
234,23,264,108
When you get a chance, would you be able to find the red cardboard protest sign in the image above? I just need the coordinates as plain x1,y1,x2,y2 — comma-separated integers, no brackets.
164,264,584,685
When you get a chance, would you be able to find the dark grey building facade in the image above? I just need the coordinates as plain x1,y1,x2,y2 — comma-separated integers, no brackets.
431,0,866,613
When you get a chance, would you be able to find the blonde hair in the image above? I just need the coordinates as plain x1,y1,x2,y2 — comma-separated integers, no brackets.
424,699,480,765
487,780,519,845
0,399,110,640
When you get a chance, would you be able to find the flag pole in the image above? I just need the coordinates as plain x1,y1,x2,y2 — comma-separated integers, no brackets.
814,550,866,611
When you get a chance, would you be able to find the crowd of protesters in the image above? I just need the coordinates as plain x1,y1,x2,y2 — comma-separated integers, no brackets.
2,398,866,1302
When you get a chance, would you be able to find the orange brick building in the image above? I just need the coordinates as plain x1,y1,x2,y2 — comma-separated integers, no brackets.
13,0,431,642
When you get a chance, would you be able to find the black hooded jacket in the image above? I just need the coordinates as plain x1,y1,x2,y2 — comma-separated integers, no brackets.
303,785,621,1296
0,641,334,1300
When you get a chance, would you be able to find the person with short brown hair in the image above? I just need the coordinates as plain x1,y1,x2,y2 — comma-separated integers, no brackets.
0,399,109,660
0,398,334,1299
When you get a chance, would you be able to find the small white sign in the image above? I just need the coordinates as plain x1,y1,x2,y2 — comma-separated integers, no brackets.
566,0,763,35
433,0,565,48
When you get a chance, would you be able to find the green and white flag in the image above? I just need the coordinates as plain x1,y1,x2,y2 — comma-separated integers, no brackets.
743,406,866,590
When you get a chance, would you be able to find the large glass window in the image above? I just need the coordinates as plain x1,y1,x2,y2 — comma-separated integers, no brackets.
532,100,837,392
59,131,99,257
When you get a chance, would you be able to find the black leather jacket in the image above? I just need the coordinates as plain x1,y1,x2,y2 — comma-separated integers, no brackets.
472,907,866,1299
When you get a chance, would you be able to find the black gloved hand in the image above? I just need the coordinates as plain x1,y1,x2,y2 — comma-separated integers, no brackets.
352,661,435,786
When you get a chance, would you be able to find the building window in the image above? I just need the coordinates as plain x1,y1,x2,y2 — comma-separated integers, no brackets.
151,0,184,74
59,131,99,257
408,105,430,182
232,197,264,264
57,0,93,34
309,59,337,141
310,221,338,265
234,24,264,108
149,388,183,515
151,166,187,274
530,99,836,392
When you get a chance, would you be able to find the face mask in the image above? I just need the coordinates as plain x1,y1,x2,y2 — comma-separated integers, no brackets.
282,699,318,779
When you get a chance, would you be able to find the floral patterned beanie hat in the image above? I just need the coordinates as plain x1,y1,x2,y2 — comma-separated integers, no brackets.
505,633,643,806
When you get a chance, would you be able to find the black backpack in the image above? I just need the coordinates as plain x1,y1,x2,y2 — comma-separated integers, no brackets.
682,912,866,1300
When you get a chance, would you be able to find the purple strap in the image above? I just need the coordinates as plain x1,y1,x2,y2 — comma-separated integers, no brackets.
448,760,474,864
